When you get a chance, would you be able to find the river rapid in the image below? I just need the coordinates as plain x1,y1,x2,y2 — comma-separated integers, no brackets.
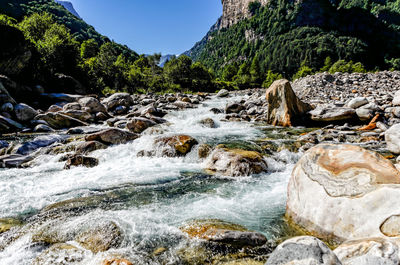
0,94,302,264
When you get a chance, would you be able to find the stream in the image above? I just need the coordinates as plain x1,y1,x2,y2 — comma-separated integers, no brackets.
0,94,302,264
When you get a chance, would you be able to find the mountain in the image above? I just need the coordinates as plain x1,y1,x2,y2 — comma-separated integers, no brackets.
187,0,400,77
55,0,80,19
159,54,176,67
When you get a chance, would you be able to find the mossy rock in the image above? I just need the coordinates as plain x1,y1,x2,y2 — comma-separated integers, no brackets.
0,218,22,233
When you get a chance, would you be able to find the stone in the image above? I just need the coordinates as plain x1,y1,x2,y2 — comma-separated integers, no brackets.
0,218,22,233
199,118,217,128
62,102,81,111
78,96,106,113
334,238,400,265
346,97,368,109
286,144,400,243
34,124,54,132
76,221,122,253
310,106,356,123
102,93,133,111
205,147,267,177
265,79,312,127
64,154,99,169
198,144,213,158
155,135,198,157
60,110,92,122
0,154,33,168
181,219,267,248
102,258,133,265
47,104,63,112
85,128,139,145
393,90,400,106
76,141,107,154
126,117,157,133
356,108,373,121
14,103,37,122
385,124,400,154
1,102,13,112
17,135,68,155
265,236,341,265
0,115,24,132
217,89,229,97
35,112,88,129
225,103,244,114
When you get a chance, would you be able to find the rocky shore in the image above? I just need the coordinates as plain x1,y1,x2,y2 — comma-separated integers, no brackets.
1,71,400,264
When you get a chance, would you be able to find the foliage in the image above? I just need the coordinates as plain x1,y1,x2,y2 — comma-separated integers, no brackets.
262,70,283,88
328,59,366,73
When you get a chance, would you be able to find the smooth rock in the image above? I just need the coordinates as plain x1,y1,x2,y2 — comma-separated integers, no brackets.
199,118,217,128
334,238,400,265
265,236,341,265
393,90,400,106
217,89,229,97
0,115,23,131
78,97,106,113
265,79,312,127
155,135,198,157
60,110,92,122
35,113,88,129
356,108,373,121
85,128,139,145
205,147,267,177
225,103,244,114
101,93,133,111
64,154,99,169
310,106,356,123
17,135,68,155
32,243,85,265
126,117,157,133
287,144,400,243
1,102,13,112
62,102,81,111
198,144,212,158
33,124,54,132
0,154,33,168
76,141,107,154
347,97,368,109
385,124,400,154
14,103,37,122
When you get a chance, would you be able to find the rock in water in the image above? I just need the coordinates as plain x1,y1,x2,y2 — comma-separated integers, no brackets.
14,103,37,122
265,79,312,127
265,236,341,265
205,147,267,176
85,128,139,145
385,124,400,154
78,96,106,113
217,89,229,97
126,117,157,133
64,154,99,169
76,221,122,253
155,135,198,157
286,144,400,243
334,238,400,265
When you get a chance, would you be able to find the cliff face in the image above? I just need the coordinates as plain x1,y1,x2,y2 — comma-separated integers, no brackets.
55,0,81,19
220,0,268,28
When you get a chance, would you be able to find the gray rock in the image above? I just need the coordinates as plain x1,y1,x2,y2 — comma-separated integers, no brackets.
78,97,106,113
17,135,69,155
0,154,33,168
64,154,99,169
35,113,88,129
216,89,229,97
0,115,24,132
265,236,341,265
347,97,368,109
33,124,54,132
310,106,356,123
85,128,139,145
62,102,81,111
199,118,217,128
225,103,244,114
101,93,133,111
356,108,373,121
126,117,157,133
393,90,400,106
14,103,37,122
385,124,400,154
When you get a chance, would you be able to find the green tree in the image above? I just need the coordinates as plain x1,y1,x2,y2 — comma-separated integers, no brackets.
191,62,213,92
262,70,283,88
80,39,99,59
0,14,17,26
292,64,314,80
320,56,333,72
18,12,54,43
163,55,193,90
250,55,263,87
222,63,238,82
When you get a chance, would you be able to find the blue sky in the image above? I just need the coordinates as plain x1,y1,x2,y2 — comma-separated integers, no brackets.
67,0,222,55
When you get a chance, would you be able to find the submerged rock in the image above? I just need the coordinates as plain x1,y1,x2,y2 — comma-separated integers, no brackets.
199,118,217,128
198,144,212,158
85,128,139,145
64,154,99,169
265,79,312,127
205,147,267,176
0,218,22,233
32,243,85,265
155,135,198,157
334,238,400,265
76,221,122,253
265,236,341,265
286,144,400,243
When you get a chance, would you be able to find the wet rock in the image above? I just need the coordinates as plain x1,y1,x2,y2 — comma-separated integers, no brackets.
85,128,139,145
217,89,229,97
286,144,400,243
0,218,22,233
64,154,99,169
138,104,167,117
78,96,106,113
199,118,217,128
265,79,312,127
17,135,68,155
34,124,55,132
35,112,88,129
310,106,356,123
1,102,13,112
76,141,107,154
0,115,24,132
265,236,341,265
102,93,133,111
346,97,368,109
76,221,122,253
334,238,400,265
102,258,133,265
181,219,267,248
32,243,85,265
47,104,63,112
198,144,212,158
205,147,267,177
0,154,33,168
385,124,400,154
155,135,198,157
225,103,244,114
126,117,157,133
210,107,223,114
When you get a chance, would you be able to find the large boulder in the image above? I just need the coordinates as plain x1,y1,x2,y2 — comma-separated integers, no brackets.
385,124,400,154
265,236,341,265
334,238,400,265
0,82,16,106
76,221,122,253
85,128,139,145
78,97,106,113
205,147,267,177
35,112,88,129
286,144,400,243
60,110,92,122
265,79,312,127
309,105,356,123
154,135,198,157
101,93,133,111
126,117,157,133
14,103,37,122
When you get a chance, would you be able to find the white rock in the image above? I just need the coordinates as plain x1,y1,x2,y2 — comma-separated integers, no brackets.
393,90,400,106
385,124,400,154
356,108,373,121
334,238,400,265
216,89,229,97
266,236,341,265
287,144,400,243
347,97,368,109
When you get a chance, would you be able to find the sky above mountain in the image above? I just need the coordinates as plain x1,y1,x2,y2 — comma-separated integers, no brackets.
66,0,222,55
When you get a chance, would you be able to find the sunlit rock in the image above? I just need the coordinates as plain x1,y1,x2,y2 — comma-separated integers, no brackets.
35,112,88,129
76,221,122,253
126,117,157,133
155,134,198,157
286,144,400,243
85,128,139,145
64,154,99,169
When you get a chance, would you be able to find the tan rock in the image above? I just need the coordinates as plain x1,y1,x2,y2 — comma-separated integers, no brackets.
155,135,198,157
85,128,138,145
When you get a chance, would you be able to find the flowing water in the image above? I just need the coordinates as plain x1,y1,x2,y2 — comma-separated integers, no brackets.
0,95,301,264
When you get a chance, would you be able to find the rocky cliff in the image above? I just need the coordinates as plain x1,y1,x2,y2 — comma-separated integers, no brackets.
220,0,268,28
55,0,81,19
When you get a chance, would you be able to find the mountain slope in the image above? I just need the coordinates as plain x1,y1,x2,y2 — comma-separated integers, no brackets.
188,0,400,77
55,0,80,19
